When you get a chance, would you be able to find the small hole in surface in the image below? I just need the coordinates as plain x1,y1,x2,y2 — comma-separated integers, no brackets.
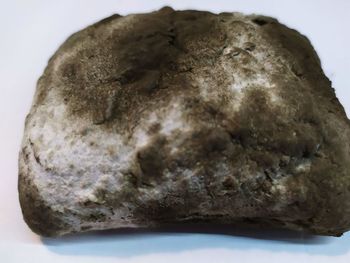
252,18,268,26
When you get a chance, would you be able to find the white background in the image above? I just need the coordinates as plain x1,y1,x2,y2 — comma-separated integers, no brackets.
1,0,350,262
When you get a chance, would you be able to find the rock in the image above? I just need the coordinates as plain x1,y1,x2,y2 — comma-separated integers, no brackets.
18,7,350,237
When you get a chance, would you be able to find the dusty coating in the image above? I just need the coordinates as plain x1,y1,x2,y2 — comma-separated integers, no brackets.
19,7,350,237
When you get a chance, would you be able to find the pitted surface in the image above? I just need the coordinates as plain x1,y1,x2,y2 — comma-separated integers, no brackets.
19,7,350,237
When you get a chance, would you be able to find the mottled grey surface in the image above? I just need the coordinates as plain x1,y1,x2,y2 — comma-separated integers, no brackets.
19,7,350,237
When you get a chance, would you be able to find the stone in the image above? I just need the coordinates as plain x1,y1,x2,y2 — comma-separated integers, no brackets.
18,7,350,237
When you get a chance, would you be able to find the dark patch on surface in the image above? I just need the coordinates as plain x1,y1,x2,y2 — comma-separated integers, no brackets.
81,211,108,223
252,18,268,26
244,42,256,52
56,8,226,133
131,84,332,228
137,135,168,185
152,84,328,224
256,20,350,235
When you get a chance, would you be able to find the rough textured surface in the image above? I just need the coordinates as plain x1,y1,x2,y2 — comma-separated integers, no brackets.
19,7,350,237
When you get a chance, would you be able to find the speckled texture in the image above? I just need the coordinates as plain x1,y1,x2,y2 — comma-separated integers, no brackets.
19,7,350,237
